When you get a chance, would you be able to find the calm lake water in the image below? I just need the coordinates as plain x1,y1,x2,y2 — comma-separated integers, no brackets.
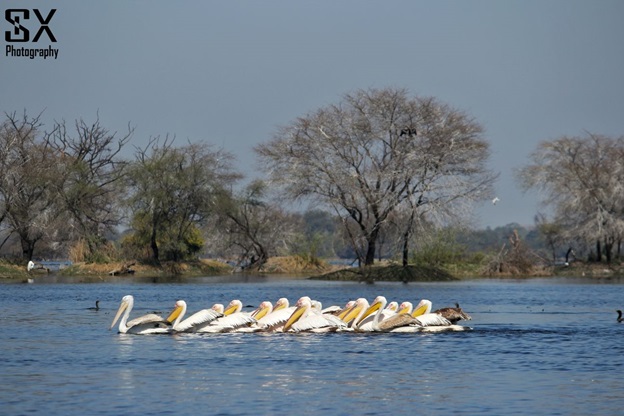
2,275,624,415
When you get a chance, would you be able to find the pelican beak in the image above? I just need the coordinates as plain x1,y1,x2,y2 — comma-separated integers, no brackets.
223,303,238,316
398,305,411,315
283,304,307,332
339,303,361,324
411,302,429,317
360,300,382,322
251,304,270,320
110,300,128,330
166,305,183,323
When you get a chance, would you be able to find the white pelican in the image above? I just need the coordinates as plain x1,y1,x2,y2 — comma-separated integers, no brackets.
166,300,223,333
433,302,472,324
250,301,273,320
386,301,399,312
352,296,397,332
283,296,348,333
365,301,429,333
234,301,275,333
255,297,295,332
321,300,355,316
199,300,257,333
351,296,432,332
410,299,469,331
339,298,369,328
110,295,172,334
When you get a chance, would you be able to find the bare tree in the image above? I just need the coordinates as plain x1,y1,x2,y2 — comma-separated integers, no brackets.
47,116,133,256
213,180,298,269
0,112,63,260
256,87,497,265
518,133,624,263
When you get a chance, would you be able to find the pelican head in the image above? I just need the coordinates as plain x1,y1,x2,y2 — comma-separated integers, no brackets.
343,300,356,311
398,301,413,315
212,303,225,314
251,301,273,320
411,299,432,317
110,295,133,330
273,298,289,311
283,296,312,332
359,296,387,322
224,300,243,315
339,298,368,325
311,300,322,311
166,300,187,323
386,301,399,312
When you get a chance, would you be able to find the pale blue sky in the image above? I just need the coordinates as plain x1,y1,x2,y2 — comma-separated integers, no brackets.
3,1,623,228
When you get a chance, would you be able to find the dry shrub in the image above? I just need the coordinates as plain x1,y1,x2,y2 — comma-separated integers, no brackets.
68,240,89,263
262,255,329,273
483,230,547,276
68,239,120,264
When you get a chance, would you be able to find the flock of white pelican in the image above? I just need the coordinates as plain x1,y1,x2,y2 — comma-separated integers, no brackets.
110,295,473,335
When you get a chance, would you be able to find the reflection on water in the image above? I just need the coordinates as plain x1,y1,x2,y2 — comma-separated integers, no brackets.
1,277,624,415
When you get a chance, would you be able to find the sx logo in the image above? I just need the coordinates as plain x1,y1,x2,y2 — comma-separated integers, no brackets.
5,9,57,43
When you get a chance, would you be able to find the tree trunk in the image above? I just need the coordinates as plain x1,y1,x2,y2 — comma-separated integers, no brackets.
150,223,160,263
596,240,602,262
364,228,380,266
401,211,415,267
20,238,35,261
605,238,612,264
402,230,410,267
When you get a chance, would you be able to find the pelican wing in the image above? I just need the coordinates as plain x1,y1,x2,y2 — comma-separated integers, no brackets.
321,305,343,315
415,313,452,327
177,309,223,332
257,307,295,330
290,313,346,333
200,313,257,333
421,324,470,333
357,310,396,332
376,313,420,332
126,313,169,329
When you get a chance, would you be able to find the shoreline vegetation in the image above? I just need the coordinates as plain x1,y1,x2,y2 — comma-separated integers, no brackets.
2,255,623,283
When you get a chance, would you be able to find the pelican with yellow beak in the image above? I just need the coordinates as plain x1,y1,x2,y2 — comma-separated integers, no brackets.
393,300,469,332
166,300,223,333
234,301,274,333
283,296,348,333
199,300,257,333
255,298,295,331
351,296,399,332
110,295,172,334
